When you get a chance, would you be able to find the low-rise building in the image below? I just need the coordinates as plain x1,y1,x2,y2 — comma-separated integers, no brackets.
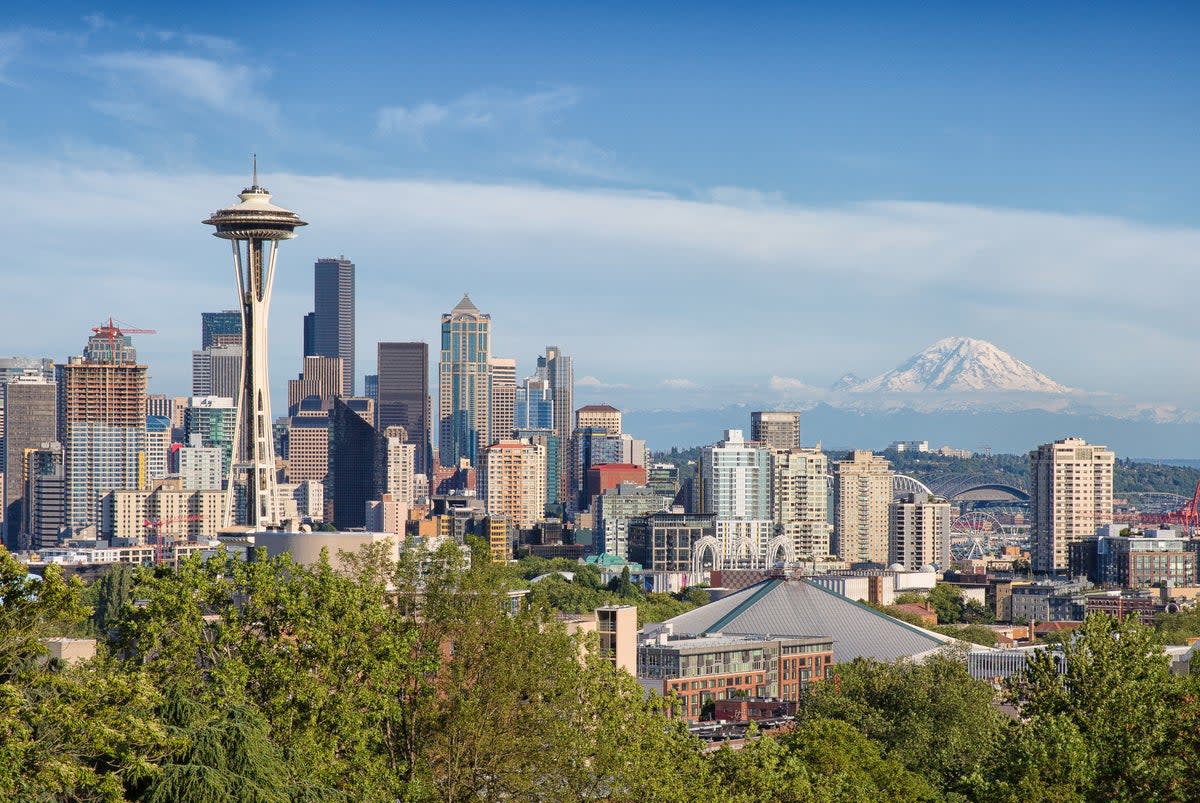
637,631,834,721
1069,527,1198,589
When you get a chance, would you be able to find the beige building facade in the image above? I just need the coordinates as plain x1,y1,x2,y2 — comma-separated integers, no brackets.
1030,437,1115,573
834,450,894,564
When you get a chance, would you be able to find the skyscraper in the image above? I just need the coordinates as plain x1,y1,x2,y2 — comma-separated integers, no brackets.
378,342,430,476
312,257,355,395
57,329,148,539
480,439,546,529
191,345,242,400
888,492,951,571
576,404,622,436
541,346,573,502
834,451,894,564
24,442,64,550
515,377,554,430
182,396,237,480
751,411,801,451
771,447,831,559
328,397,386,530
286,355,345,414
699,429,772,520
439,295,491,468
489,357,517,445
3,373,56,548
201,310,242,348
1030,437,1114,574
203,167,307,528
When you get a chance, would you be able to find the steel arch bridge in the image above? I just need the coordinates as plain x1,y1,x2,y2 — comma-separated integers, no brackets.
893,474,933,498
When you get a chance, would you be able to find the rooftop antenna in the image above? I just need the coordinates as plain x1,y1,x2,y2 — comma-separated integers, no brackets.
252,153,258,187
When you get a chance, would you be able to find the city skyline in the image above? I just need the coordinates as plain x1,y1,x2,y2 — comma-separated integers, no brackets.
1,5,1198,417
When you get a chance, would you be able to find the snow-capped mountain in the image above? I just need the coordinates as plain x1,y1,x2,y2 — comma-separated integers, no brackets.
842,336,1071,394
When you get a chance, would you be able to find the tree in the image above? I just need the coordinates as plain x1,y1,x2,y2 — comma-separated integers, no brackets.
0,549,170,800
1004,612,1199,801
710,719,939,802
801,650,1005,796
90,561,135,635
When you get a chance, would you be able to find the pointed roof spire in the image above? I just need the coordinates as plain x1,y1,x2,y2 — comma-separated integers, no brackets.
452,293,480,313
252,153,257,186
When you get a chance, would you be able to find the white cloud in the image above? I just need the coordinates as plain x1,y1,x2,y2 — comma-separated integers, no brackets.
377,86,578,140
376,102,452,139
2,160,1199,406
768,376,819,393
91,52,276,125
706,186,787,208
660,378,699,390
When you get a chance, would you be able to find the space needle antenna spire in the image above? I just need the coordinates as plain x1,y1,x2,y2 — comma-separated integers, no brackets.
203,161,307,530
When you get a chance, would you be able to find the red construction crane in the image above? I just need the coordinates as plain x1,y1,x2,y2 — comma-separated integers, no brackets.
143,514,204,564
1138,480,1200,531
92,317,157,362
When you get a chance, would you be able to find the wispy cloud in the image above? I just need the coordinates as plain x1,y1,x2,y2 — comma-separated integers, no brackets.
377,87,577,139
577,375,630,390
3,161,1199,404
768,375,820,393
0,31,23,86
660,378,700,390
91,52,275,125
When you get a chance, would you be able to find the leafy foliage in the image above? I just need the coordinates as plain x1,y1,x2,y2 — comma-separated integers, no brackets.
5,542,1200,802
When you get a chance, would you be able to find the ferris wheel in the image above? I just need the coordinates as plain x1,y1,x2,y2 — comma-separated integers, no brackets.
950,511,1003,561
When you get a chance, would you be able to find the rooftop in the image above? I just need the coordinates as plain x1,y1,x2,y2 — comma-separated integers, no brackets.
657,577,981,663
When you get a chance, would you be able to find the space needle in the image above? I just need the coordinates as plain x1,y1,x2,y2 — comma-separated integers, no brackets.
203,159,307,529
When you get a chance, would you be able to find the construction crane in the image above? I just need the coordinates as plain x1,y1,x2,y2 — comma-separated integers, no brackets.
1138,480,1200,532
92,317,157,363
143,514,204,564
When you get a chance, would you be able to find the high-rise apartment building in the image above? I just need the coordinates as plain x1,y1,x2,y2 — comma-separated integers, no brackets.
771,448,831,559
179,439,224,491
57,330,148,539
3,374,56,548
834,451,894,564
480,439,546,529
751,411,801,451
489,357,517,445
311,257,355,395
182,396,236,481
513,428,560,510
576,404,622,436
699,430,772,520
439,295,491,468
1030,437,1115,574
201,310,242,348
144,416,172,481
384,426,417,508
377,342,430,477
888,492,951,571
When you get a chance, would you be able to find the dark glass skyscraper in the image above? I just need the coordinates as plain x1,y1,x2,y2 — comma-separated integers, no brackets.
328,397,385,530
200,310,242,348
312,257,355,395
377,342,430,476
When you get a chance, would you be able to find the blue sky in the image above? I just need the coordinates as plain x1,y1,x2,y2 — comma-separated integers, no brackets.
1,2,1198,413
